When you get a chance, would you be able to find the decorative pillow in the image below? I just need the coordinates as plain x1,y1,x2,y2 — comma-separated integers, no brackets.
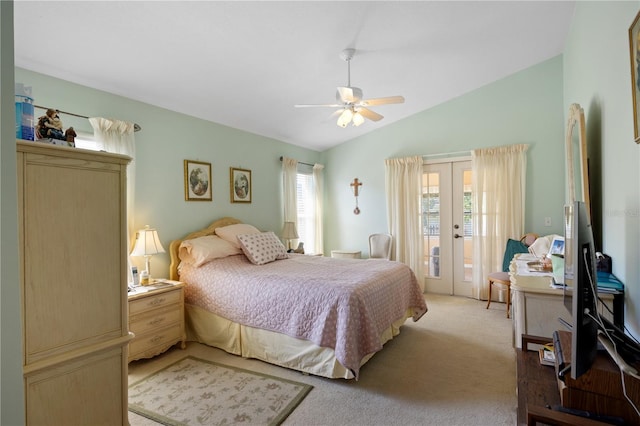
214,223,261,248
237,232,289,265
528,234,562,258
179,235,242,267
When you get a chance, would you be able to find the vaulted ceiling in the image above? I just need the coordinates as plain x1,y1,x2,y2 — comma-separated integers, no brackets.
13,1,575,151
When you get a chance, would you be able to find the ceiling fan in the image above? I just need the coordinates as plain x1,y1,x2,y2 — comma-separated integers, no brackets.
295,48,405,128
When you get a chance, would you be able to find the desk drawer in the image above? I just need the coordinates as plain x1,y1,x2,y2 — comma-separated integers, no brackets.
129,289,181,316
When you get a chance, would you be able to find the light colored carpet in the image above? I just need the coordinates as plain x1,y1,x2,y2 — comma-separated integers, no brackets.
129,294,517,425
129,356,312,425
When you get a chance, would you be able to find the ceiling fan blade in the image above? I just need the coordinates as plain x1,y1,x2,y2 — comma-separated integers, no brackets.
361,95,405,106
294,103,343,108
330,108,345,118
358,107,384,122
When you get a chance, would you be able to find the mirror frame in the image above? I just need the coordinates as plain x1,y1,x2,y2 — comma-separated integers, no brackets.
565,103,591,222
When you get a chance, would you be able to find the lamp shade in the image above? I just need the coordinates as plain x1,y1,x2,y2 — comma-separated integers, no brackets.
337,108,354,128
131,225,166,256
281,222,299,240
352,111,365,127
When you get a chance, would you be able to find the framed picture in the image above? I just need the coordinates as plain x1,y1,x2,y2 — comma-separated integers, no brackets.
184,160,212,201
230,167,251,203
629,10,640,143
548,236,565,258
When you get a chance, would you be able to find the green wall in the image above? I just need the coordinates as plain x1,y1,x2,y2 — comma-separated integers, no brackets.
14,68,321,276
563,1,640,337
1,2,24,424
321,56,566,258
14,56,568,287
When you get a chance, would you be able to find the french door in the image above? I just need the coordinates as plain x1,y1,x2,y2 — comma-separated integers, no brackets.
423,160,473,296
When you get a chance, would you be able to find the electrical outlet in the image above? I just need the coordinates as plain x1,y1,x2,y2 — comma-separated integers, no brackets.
544,217,552,227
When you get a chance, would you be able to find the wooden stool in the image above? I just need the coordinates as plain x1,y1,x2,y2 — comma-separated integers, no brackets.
486,271,511,318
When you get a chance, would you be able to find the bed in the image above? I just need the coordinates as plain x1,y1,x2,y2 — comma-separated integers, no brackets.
169,217,427,379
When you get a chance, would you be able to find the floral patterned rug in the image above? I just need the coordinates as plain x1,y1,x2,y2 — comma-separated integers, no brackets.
129,356,313,426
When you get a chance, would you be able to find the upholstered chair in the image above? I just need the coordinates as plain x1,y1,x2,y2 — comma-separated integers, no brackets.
368,233,392,260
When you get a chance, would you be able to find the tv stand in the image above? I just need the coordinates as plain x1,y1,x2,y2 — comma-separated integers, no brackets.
554,331,640,424
552,405,627,424
597,331,639,379
516,334,609,425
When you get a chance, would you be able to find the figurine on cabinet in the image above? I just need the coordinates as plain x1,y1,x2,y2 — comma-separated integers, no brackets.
36,108,64,140
65,127,77,146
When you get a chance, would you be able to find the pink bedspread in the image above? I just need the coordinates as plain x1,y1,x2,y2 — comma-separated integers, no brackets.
180,254,427,378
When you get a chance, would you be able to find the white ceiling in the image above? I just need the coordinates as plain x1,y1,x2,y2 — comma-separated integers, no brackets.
13,1,575,152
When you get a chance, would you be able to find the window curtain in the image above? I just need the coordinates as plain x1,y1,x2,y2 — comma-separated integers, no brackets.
282,156,298,245
385,156,424,290
89,118,136,279
313,163,324,255
471,143,528,300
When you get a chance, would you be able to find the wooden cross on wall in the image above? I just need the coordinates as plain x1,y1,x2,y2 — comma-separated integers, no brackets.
350,178,362,197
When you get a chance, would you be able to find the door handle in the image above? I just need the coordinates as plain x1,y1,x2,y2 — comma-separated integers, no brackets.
454,234,462,239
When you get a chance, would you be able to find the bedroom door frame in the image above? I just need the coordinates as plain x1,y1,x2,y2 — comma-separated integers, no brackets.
423,159,473,296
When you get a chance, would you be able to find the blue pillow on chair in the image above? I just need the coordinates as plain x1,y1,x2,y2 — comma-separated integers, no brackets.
502,239,529,272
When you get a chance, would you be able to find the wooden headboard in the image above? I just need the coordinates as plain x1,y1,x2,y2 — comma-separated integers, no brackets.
168,217,242,280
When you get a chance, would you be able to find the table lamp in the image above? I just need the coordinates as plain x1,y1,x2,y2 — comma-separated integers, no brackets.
130,225,165,284
281,221,299,251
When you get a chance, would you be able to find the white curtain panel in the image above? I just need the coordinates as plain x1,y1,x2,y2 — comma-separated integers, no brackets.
89,117,136,282
89,117,136,246
384,156,424,290
313,163,325,255
282,156,298,231
471,143,529,300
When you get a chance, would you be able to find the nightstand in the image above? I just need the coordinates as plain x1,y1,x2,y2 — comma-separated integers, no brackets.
127,280,186,362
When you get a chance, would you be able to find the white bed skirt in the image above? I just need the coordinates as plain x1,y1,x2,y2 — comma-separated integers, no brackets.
184,303,412,379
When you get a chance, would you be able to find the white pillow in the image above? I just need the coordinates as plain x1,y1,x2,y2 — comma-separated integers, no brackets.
236,232,289,265
215,223,261,248
179,235,241,267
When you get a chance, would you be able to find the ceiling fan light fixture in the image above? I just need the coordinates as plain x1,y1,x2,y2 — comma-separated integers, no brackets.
352,111,365,127
337,108,353,128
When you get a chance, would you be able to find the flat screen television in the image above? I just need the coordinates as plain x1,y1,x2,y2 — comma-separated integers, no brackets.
562,200,599,380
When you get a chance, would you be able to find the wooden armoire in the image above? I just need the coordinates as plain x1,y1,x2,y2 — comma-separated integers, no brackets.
16,141,133,425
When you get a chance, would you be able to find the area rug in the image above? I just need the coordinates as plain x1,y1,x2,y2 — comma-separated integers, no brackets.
129,356,313,426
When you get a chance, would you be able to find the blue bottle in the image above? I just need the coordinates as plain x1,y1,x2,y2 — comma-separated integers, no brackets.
15,95,34,141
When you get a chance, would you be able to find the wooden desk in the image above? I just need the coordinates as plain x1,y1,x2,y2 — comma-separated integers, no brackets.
511,273,567,348
510,256,617,349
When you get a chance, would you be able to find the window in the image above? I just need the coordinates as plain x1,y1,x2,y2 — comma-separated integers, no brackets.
73,132,100,151
296,169,316,252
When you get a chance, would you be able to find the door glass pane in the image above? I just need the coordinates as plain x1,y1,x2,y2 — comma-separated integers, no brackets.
462,170,473,281
422,172,440,278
